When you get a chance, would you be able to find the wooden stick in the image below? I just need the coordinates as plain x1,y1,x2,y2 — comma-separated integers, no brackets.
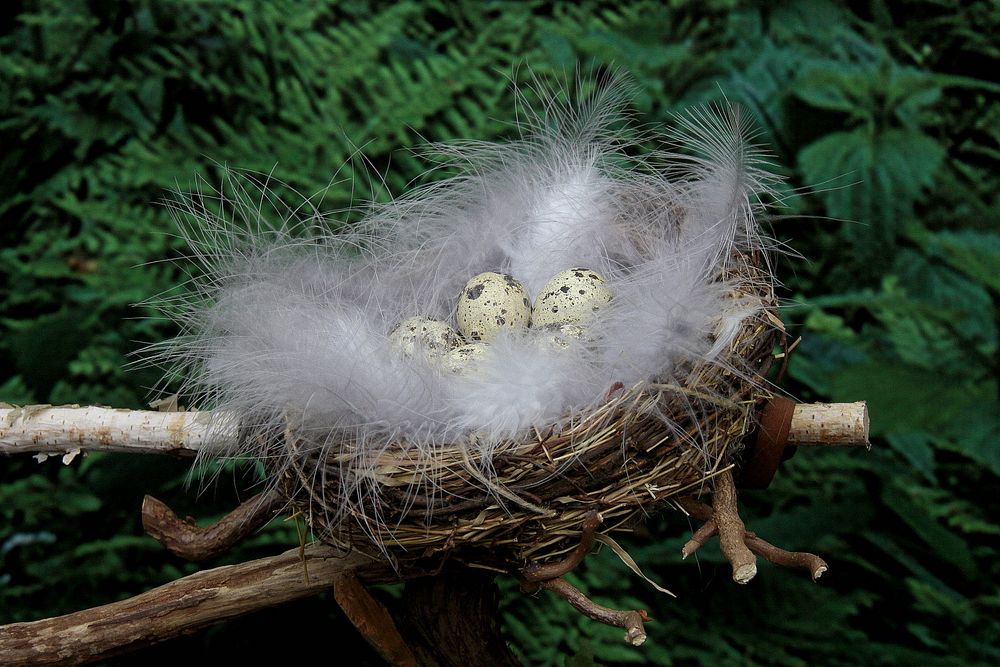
142,491,285,561
744,532,828,581
535,578,649,646
789,401,869,448
680,519,718,560
0,544,398,665
0,402,869,460
521,510,602,583
711,470,757,584
0,406,229,457
333,572,419,667
677,497,828,581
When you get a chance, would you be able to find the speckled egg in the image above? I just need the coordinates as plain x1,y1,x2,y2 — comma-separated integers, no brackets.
456,272,532,342
531,268,613,328
442,342,489,374
389,317,461,359
535,323,587,351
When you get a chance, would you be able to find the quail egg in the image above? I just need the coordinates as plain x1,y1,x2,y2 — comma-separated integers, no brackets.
456,272,531,342
389,317,461,360
531,268,613,328
535,323,587,351
442,341,490,374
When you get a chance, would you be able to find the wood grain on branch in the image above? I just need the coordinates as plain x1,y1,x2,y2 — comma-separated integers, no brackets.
0,544,398,666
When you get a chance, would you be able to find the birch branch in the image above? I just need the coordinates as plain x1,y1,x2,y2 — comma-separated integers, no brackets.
0,406,231,458
788,401,870,448
0,543,398,666
0,403,869,460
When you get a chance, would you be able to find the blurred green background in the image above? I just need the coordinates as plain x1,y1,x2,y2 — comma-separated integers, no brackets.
1,1,998,664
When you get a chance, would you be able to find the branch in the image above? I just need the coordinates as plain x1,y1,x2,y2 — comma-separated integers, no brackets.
0,544,398,665
712,469,757,584
534,578,649,647
141,491,285,561
0,403,868,460
334,572,419,667
789,401,870,448
0,406,231,457
677,497,828,581
521,511,602,583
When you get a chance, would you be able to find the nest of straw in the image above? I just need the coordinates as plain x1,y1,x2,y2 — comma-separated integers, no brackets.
274,252,780,574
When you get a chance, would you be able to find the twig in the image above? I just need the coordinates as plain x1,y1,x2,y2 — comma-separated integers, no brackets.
520,511,602,583
677,497,828,581
0,403,870,460
141,491,285,561
790,402,869,448
713,469,757,584
680,519,718,560
534,578,649,647
745,532,828,581
0,544,398,665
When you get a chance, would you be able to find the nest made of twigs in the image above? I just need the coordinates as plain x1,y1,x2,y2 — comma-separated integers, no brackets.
275,253,781,575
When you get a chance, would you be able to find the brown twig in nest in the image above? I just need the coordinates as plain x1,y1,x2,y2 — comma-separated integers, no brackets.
521,510,602,582
678,491,828,582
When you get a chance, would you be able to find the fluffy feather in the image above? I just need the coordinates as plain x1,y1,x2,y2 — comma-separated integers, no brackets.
148,76,781,530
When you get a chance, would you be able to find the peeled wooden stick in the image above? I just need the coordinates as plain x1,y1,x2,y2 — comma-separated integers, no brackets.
0,406,230,457
0,402,868,460
789,401,869,448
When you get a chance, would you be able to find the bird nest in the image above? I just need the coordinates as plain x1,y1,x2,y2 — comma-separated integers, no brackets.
274,253,780,574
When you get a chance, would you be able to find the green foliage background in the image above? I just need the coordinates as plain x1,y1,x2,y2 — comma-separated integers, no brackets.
2,1,998,664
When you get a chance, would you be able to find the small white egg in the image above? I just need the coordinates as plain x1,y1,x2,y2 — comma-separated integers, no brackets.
442,342,489,374
456,272,531,342
532,268,613,328
389,317,461,360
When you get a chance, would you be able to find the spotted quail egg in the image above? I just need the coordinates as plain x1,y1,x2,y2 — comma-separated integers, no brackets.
389,317,461,360
531,268,613,328
535,323,587,351
442,341,489,374
456,272,531,342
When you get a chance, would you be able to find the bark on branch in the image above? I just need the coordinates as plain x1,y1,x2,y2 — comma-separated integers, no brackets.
0,544,398,665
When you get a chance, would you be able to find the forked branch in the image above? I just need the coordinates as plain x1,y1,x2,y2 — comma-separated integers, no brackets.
678,493,828,582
